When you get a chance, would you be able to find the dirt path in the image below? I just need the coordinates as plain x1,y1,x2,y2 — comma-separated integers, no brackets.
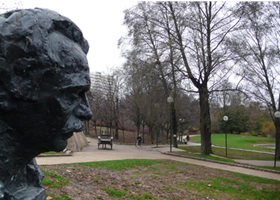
36,137,280,181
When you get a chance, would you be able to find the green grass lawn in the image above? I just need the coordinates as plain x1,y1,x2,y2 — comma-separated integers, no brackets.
177,134,280,171
190,134,275,152
178,146,274,160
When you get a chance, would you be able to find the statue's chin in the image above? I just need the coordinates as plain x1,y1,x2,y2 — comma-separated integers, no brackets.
49,139,67,152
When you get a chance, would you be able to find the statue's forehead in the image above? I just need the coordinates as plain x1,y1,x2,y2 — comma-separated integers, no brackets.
48,32,88,69
45,32,90,91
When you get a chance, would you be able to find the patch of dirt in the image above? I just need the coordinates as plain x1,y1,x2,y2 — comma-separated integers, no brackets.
41,160,275,200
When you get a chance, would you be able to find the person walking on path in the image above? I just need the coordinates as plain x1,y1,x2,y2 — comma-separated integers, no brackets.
136,135,142,146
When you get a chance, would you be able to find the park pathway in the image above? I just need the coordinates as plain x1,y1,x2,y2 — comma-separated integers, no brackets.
36,137,280,181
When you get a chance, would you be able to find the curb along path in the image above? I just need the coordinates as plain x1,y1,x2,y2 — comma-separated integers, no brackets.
36,138,280,181
161,152,280,181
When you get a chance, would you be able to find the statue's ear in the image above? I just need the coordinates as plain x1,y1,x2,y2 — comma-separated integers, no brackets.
0,58,40,102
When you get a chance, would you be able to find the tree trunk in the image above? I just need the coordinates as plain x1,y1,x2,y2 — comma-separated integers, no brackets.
199,87,212,155
142,124,145,144
275,118,280,160
149,126,154,144
171,102,178,148
93,120,97,137
275,95,280,160
115,120,119,139
114,97,119,139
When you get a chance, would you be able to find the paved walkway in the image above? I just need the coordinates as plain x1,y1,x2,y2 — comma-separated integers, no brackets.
36,137,280,181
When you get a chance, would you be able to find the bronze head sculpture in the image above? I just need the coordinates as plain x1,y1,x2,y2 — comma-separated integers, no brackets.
0,8,92,199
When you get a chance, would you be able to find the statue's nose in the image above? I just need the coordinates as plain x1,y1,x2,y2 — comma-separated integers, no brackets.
75,95,92,120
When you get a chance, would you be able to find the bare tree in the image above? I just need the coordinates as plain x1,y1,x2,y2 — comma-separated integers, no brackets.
228,2,280,159
120,2,241,154
121,2,184,147
89,71,123,138
0,1,22,14
122,51,169,143
164,2,241,154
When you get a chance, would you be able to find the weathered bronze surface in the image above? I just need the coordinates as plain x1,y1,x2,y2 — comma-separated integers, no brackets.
0,8,92,199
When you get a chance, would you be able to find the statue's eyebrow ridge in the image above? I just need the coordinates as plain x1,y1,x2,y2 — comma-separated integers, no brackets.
59,84,90,92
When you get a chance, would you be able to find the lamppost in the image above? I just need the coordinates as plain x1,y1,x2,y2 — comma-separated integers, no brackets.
167,95,174,152
155,103,159,148
179,118,185,143
223,115,229,157
274,111,280,167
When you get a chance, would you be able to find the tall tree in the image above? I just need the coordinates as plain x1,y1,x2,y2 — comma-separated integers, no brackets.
121,2,183,147
228,2,280,159
121,2,240,154
90,71,123,138
165,2,240,154
123,50,169,143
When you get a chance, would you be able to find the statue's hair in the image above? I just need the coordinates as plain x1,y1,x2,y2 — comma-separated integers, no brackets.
0,8,89,101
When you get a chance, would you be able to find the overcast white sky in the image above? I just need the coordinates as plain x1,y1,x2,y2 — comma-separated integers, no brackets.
1,0,138,73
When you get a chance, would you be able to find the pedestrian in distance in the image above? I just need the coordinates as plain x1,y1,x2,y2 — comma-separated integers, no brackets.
136,135,142,146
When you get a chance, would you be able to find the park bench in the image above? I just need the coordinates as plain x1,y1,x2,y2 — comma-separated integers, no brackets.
98,134,113,150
